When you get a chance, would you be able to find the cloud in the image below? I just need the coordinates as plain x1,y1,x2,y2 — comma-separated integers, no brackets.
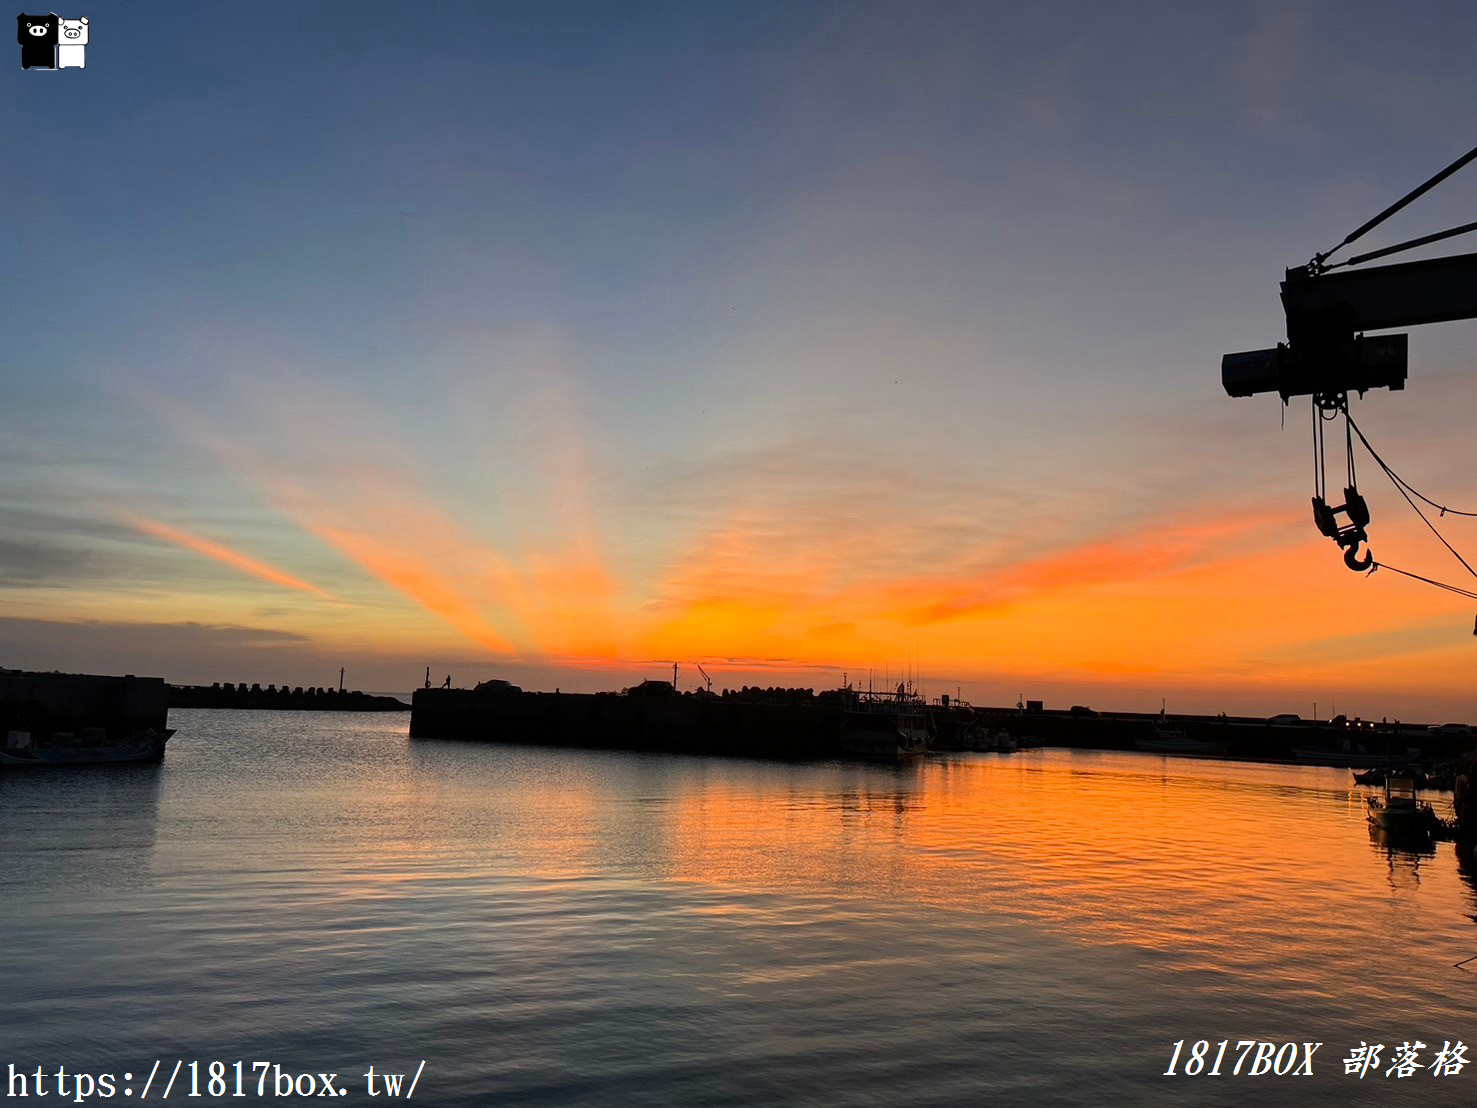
0,536,100,588
0,616,316,684
125,515,338,601
138,377,624,660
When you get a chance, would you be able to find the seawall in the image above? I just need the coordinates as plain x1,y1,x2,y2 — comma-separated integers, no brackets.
0,669,170,741
170,684,408,712
412,686,846,758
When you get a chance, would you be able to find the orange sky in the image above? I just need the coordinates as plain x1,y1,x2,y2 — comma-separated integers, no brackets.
92,401,1477,720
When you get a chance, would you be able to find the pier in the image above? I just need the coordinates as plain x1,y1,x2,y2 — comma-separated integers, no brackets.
411,679,1474,767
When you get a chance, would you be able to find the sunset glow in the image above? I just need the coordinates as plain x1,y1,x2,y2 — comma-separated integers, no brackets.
7,4,1477,719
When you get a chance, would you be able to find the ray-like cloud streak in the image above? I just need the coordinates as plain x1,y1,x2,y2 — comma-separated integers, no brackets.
307,521,515,655
126,514,338,601
138,385,624,660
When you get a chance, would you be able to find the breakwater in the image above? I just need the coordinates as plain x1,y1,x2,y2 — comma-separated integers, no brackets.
411,680,1470,766
412,683,847,757
0,669,170,741
170,683,408,712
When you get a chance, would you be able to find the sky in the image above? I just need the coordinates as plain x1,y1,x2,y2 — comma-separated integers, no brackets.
6,1,1477,718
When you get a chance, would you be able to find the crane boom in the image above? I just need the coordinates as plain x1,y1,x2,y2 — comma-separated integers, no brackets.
1224,246,1477,401
1281,250,1477,339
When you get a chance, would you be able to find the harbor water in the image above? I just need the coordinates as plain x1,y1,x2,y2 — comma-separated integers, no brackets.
4,709,1476,1104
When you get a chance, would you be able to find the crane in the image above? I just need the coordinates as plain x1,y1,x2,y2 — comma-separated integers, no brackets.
1222,144,1477,578
696,663,714,694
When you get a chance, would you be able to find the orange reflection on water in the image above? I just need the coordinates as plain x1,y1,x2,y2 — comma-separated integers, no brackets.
649,751,1472,978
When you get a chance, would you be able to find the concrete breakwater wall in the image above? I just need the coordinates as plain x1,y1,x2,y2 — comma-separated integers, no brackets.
170,683,408,712
411,686,847,758
412,682,1467,765
971,708,1465,762
0,670,170,740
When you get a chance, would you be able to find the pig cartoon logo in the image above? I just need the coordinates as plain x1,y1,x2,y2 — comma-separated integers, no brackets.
56,14,83,67
17,12,57,69
17,12,85,70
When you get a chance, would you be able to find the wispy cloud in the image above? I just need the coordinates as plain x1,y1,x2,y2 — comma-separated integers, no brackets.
137,376,622,660
124,515,338,601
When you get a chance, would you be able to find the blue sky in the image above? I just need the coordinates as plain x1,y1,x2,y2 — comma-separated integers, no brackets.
6,2,1477,714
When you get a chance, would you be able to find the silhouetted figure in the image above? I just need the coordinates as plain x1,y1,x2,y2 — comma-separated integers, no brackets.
442,675,451,689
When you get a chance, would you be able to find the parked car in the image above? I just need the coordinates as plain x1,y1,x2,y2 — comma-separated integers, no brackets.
1428,723,1472,736
1069,705,1098,718
1266,713,1302,725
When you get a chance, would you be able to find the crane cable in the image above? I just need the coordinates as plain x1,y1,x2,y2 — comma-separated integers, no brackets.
1346,412,1477,518
1370,563,1477,603
1342,411,1477,601
1309,143,1477,273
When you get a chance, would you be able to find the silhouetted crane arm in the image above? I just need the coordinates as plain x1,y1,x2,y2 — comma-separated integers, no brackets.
1282,250,1477,342
1223,252,1477,400
1226,143,1477,401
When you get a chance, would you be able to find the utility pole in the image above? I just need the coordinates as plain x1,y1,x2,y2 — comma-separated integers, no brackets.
339,667,345,693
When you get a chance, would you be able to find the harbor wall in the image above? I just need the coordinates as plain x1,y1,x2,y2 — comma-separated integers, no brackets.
170,684,408,712
0,670,170,740
411,687,847,758
413,683,1469,766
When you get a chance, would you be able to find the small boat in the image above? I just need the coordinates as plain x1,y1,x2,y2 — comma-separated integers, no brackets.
977,730,1016,752
1365,776,1441,837
1292,742,1422,768
0,727,174,766
1134,728,1224,755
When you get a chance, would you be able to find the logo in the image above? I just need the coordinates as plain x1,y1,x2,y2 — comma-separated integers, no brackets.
17,11,86,70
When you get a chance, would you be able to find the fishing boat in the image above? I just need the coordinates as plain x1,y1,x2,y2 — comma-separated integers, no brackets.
0,726,174,766
1134,727,1224,756
1365,776,1441,837
838,685,930,759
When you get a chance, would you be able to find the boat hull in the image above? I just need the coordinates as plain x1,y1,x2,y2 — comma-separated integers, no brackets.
839,710,929,760
838,727,928,760
0,729,172,766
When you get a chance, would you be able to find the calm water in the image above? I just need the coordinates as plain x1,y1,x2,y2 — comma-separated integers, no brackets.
5,709,1477,1105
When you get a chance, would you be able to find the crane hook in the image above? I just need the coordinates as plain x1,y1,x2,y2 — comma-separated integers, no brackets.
1343,543,1373,572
